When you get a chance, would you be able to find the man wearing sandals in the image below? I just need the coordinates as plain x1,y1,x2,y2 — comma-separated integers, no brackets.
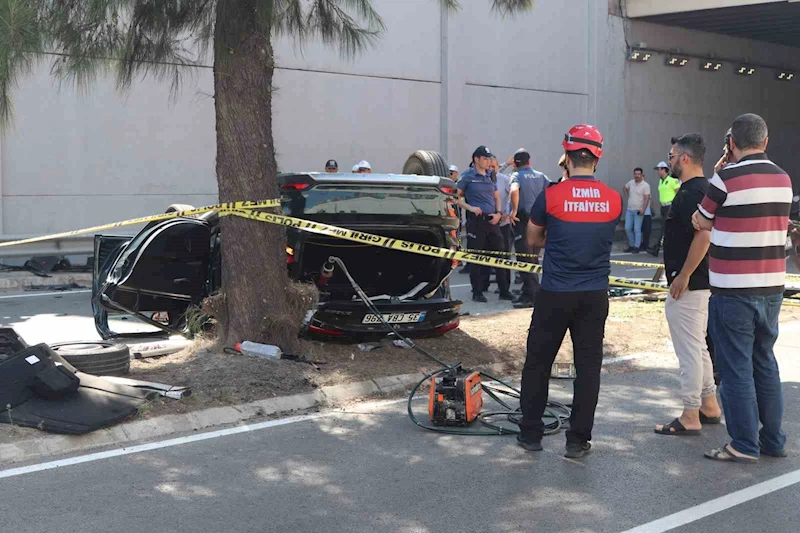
692,114,792,463
654,134,723,437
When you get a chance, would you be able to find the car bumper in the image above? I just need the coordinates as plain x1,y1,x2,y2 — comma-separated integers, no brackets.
304,298,462,341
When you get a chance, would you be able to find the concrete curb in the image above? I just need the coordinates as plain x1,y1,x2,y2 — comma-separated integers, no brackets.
0,272,92,291
0,362,511,465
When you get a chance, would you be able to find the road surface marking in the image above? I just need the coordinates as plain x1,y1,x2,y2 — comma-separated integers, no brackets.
619,468,800,533
0,398,407,480
0,289,91,300
450,284,471,289
0,289,92,300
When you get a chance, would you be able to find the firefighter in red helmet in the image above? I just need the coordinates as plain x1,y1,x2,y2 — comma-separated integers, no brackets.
516,125,623,459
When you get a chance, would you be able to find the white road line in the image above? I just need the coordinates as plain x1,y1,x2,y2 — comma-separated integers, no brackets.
0,289,91,300
450,283,471,289
626,267,659,272
0,398,407,480
619,468,800,533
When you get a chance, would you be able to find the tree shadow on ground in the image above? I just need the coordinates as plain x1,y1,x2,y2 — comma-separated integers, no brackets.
3,358,798,533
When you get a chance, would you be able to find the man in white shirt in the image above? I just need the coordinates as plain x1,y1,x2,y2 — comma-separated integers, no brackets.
622,167,651,253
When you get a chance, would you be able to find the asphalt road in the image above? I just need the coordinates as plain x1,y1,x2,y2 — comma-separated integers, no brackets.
1,340,799,533
3,255,800,532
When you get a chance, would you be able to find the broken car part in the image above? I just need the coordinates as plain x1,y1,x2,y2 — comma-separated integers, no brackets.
0,338,156,435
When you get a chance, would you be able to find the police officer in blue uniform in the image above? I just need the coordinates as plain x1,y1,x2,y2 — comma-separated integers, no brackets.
509,149,548,308
457,146,513,303
516,125,623,459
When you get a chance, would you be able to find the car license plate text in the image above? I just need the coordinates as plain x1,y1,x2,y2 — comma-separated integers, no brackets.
362,312,426,324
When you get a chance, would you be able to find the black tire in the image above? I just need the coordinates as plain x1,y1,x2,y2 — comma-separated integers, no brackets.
165,203,196,214
49,342,131,376
402,150,449,178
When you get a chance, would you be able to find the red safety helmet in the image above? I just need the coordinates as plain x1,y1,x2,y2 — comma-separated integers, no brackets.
563,124,604,159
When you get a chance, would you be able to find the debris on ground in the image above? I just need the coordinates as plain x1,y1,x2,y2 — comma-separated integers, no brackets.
119,300,695,420
129,339,191,360
392,339,413,349
357,343,382,352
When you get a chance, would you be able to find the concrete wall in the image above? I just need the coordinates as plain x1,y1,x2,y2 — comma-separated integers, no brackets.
602,17,800,205
1,0,799,251
0,63,217,237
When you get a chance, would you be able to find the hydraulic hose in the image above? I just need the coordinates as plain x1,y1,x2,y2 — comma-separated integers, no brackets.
327,256,572,437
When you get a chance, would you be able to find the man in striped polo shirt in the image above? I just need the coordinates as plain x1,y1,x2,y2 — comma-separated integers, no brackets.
692,113,792,463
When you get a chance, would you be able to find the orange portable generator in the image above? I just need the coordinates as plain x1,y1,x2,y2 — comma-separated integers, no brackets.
428,365,483,426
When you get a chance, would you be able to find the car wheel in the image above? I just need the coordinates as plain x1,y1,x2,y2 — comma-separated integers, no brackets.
49,342,131,376
403,150,449,178
165,204,196,214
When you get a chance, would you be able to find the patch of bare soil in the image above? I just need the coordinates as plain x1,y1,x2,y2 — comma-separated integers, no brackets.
4,301,799,440
129,298,689,418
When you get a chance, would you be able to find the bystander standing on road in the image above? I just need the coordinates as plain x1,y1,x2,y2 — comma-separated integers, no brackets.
642,201,653,252
623,168,651,253
356,161,372,174
324,159,338,173
553,154,568,184
692,113,793,463
517,125,622,459
490,157,514,294
449,164,459,182
648,161,681,256
457,146,512,303
508,149,547,308
790,224,800,270
654,133,722,437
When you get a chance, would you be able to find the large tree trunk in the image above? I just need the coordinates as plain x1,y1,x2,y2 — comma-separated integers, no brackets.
208,1,311,351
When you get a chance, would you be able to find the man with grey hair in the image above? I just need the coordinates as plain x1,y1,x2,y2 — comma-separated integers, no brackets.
654,133,721,437
693,114,793,463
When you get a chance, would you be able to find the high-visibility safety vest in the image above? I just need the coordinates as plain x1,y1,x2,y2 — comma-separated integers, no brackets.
658,175,681,205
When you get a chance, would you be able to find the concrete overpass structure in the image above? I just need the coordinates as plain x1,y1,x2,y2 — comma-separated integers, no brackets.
625,0,800,47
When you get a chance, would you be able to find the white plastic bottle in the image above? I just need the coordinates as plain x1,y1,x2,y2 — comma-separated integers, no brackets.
235,341,282,360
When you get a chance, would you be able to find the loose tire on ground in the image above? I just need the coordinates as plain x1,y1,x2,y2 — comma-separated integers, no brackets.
49,342,131,376
402,150,449,178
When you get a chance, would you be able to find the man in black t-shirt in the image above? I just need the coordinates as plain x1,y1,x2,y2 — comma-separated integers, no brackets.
655,133,723,436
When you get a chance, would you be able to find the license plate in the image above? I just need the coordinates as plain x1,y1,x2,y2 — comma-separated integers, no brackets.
362,312,426,324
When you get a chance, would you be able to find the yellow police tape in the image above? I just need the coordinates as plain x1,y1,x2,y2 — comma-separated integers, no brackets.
461,248,800,280
0,200,280,249
220,208,670,292
4,202,800,297
461,248,662,268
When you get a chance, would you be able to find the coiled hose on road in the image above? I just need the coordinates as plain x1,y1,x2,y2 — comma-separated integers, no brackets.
328,256,572,437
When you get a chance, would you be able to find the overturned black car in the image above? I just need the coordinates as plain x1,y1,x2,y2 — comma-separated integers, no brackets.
93,164,462,341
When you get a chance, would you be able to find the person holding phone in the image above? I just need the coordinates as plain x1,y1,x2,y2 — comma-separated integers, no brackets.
692,114,793,463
